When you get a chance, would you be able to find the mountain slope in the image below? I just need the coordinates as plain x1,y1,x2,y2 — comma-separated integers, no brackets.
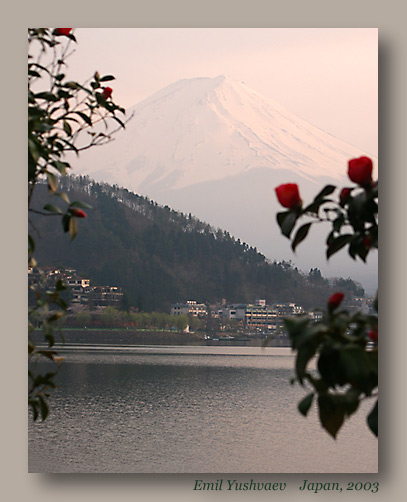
70,75,378,292
29,177,364,312
74,75,371,192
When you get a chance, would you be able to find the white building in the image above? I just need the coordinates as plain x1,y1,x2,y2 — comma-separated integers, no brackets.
171,300,208,317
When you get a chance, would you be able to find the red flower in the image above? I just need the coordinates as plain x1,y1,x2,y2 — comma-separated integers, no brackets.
328,292,344,311
348,156,373,186
55,28,72,36
363,235,372,249
368,329,378,343
339,187,352,205
275,183,302,209
71,208,87,218
102,87,113,100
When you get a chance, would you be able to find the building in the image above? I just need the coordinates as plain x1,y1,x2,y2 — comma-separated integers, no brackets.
66,277,90,289
171,300,208,317
244,304,278,331
219,304,247,321
88,286,123,309
271,302,304,316
28,267,122,310
219,300,278,332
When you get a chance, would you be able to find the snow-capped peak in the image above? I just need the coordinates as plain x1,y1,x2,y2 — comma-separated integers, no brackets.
73,75,375,193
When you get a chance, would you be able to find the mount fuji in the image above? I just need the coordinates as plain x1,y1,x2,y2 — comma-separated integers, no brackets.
72,75,378,293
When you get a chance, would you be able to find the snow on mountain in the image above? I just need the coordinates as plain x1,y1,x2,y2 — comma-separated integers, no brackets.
72,75,378,293
75,75,374,191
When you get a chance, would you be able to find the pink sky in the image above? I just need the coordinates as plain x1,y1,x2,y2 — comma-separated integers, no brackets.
65,28,378,157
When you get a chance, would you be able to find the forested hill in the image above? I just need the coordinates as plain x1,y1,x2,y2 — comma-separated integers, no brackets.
29,176,364,312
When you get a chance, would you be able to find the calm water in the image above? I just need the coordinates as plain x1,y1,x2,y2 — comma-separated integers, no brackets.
28,346,378,473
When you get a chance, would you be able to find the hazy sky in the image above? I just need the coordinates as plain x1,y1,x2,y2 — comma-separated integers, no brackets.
66,28,378,157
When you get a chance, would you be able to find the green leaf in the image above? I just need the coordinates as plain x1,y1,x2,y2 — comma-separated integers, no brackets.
296,343,318,384
367,400,378,437
100,75,116,82
38,395,49,421
357,242,369,263
303,200,322,215
28,148,37,181
62,213,70,233
76,111,92,126
51,160,70,175
348,238,358,260
298,393,314,416
112,115,126,129
342,388,361,416
43,204,62,214
28,69,41,78
35,91,59,102
30,399,39,421
292,223,312,252
28,137,41,164
56,191,70,204
276,211,298,238
339,346,378,394
69,216,77,240
69,200,93,210
284,316,311,345
333,214,345,232
326,234,353,259
318,345,345,388
47,172,58,192
63,120,72,136
64,81,81,89
47,312,63,322
55,279,66,291
315,185,336,200
318,394,345,439
28,234,35,254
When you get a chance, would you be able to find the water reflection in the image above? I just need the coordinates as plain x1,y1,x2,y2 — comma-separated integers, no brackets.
29,347,378,473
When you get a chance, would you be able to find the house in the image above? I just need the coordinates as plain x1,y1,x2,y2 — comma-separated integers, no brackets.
171,300,208,317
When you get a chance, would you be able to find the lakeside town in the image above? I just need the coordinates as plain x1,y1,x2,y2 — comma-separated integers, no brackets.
29,266,375,343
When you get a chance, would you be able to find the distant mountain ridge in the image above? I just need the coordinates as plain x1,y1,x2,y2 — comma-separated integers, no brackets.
30,177,364,313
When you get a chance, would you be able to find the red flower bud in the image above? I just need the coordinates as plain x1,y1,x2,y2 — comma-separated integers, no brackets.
348,156,373,186
328,292,344,311
102,87,113,100
55,28,72,36
363,235,372,249
71,208,87,218
339,187,352,205
368,329,378,343
275,183,302,209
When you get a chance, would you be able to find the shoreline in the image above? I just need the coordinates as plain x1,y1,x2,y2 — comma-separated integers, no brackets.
30,328,290,347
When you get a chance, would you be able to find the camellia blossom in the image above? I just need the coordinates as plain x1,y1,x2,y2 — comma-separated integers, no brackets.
55,28,72,36
368,329,378,343
275,183,302,209
102,87,113,99
71,208,87,218
348,156,373,186
328,292,344,311
339,187,352,205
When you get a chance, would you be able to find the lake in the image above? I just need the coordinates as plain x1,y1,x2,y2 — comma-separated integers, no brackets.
28,345,378,473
